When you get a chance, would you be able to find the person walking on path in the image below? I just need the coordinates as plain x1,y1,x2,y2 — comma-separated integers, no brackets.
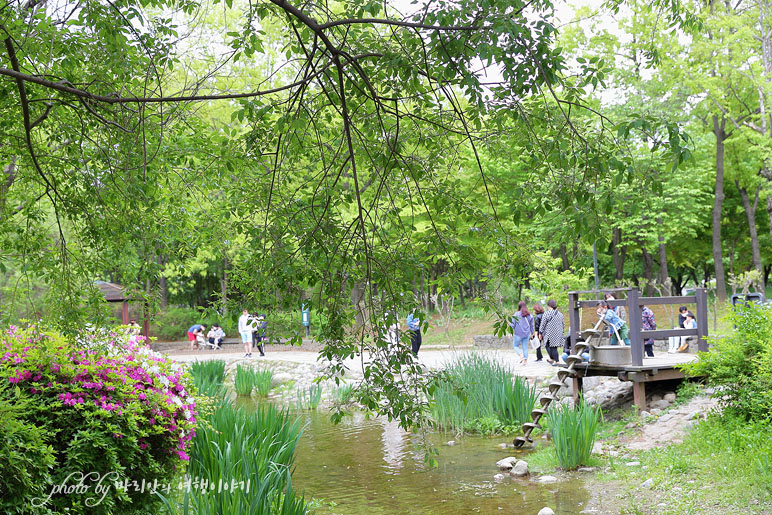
596,300,630,346
187,324,207,350
532,303,545,362
406,311,422,356
540,300,564,364
641,305,656,357
238,309,253,357
509,301,534,365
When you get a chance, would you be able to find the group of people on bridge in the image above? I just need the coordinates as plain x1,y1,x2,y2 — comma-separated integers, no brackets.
510,293,698,365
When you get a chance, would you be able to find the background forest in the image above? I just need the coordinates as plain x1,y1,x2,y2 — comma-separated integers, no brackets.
0,0,767,338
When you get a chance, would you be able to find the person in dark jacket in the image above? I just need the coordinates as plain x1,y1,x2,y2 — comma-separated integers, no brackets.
532,303,545,362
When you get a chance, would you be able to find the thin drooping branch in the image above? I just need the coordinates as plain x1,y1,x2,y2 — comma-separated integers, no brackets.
0,54,381,104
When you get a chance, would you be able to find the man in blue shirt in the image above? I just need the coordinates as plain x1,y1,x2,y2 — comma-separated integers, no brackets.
406,311,422,356
596,301,630,346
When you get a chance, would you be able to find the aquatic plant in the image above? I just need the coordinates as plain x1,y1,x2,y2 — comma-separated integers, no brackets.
235,364,255,396
297,384,323,410
189,360,225,397
161,401,308,514
428,353,535,434
494,375,537,426
332,383,355,405
547,399,601,469
253,369,274,397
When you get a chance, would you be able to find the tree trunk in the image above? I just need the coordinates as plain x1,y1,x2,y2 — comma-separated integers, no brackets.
671,271,684,296
656,219,670,296
220,255,229,309
712,115,728,301
641,247,655,296
350,281,366,327
737,181,764,291
158,255,168,309
612,227,626,281
458,283,466,308
560,243,569,271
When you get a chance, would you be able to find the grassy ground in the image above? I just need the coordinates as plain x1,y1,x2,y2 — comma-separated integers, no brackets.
522,400,772,514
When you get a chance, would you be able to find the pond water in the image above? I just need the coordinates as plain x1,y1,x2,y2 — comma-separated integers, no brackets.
282,409,592,514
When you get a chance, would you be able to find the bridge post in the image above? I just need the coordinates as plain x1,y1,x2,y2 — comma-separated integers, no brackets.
695,287,708,352
628,288,643,366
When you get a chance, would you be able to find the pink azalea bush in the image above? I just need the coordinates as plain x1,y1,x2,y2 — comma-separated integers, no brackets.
0,324,197,514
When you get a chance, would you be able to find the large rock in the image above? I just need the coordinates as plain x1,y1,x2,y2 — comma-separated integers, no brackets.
536,475,558,484
473,335,510,349
496,457,518,471
664,392,677,403
650,399,670,410
538,508,555,515
511,460,529,477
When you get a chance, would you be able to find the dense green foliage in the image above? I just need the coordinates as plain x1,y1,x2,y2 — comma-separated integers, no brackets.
0,327,196,514
546,399,601,470
428,354,536,435
682,304,772,421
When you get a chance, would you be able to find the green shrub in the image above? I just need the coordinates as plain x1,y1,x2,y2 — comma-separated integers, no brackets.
0,383,56,512
547,399,601,470
0,326,197,514
681,303,772,421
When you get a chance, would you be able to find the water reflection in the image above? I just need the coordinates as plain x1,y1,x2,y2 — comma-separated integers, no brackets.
238,399,591,514
380,419,406,472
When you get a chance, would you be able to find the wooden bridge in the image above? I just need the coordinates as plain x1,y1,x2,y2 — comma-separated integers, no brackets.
566,287,708,409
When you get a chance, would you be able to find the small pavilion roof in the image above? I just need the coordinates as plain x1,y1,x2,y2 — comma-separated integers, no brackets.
95,280,130,302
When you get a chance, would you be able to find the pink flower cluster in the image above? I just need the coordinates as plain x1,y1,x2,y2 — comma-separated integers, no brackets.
1,326,198,463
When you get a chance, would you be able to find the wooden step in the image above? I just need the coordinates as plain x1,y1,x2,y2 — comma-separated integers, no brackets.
523,422,542,432
557,369,576,382
565,354,585,366
548,380,565,395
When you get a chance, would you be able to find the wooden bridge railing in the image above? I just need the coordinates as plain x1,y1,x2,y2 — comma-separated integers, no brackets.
567,288,709,366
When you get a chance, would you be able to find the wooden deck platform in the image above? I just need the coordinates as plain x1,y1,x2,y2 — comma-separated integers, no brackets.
566,288,709,410
565,351,699,408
